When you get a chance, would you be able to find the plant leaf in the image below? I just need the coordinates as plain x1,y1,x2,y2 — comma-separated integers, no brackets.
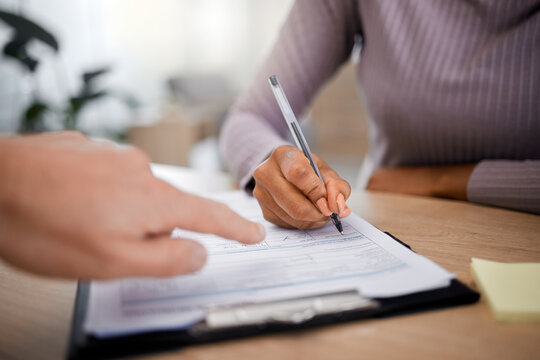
20,101,49,133
82,67,110,84
0,10,59,51
24,102,48,120
71,91,108,104
3,36,39,71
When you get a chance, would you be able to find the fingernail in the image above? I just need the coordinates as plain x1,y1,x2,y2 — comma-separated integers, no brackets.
340,207,352,218
257,224,266,241
190,244,207,271
316,198,332,216
337,193,345,214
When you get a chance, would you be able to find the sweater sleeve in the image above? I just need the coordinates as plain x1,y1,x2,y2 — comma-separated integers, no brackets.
467,160,540,214
219,0,361,189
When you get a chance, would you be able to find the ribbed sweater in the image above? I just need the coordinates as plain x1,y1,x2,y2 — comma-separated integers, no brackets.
220,0,540,214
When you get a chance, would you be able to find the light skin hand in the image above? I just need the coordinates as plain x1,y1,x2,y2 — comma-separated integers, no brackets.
366,164,476,200
253,145,351,229
0,132,265,279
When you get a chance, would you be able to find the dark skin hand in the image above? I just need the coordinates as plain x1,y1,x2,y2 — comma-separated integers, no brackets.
253,145,351,230
253,143,474,229
366,164,477,200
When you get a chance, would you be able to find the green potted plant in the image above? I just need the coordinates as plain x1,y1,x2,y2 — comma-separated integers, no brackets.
0,9,138,134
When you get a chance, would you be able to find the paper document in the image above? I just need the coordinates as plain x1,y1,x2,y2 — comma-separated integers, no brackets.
85,191,454,337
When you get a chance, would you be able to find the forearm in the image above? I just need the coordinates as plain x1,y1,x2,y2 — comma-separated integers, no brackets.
219,0,360,187
220,112,289,188
432,164,476,200
367,164,476,200
367,160,540,214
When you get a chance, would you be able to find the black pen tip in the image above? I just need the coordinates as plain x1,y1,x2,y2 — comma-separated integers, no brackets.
330,213,343,235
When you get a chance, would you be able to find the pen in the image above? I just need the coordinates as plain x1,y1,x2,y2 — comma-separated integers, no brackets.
268,75,343,235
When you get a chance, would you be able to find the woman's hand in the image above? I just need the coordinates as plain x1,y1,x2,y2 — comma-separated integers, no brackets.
252,145,351,229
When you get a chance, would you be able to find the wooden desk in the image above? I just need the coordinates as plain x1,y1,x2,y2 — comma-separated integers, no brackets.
1,165,539,360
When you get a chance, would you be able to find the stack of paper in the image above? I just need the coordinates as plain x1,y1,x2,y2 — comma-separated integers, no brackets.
471,258,540,322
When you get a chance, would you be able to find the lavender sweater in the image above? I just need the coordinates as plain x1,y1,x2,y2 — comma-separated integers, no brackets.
220,0,540,214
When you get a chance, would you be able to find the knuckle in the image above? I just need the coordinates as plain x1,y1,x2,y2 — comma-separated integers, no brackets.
305,181,324,199
253,160,272,182
272,146,284,156
273,145,291,157
287,162,310,182
253,164,265,180
252,185,263,200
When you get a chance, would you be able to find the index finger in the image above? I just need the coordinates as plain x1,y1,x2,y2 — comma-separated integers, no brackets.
160,185,266,244
318,159,351,216
276,147,328,204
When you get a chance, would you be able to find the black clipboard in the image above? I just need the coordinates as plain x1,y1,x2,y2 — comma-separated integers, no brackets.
67,233,479,360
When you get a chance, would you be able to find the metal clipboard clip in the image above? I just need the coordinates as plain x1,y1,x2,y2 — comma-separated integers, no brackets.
192,290,379,332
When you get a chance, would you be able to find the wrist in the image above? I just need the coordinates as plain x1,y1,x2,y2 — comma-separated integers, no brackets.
432,164,476,200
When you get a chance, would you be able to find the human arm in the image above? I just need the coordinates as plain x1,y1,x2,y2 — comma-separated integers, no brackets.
467,160,540,214
367,161,540,214
367,164,476,201
0,132,265,279
219,0,361,228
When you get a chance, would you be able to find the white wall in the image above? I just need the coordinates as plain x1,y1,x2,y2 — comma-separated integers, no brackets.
0,0,292,134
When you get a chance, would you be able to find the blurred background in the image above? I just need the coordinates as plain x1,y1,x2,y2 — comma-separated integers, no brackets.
0,0,368,185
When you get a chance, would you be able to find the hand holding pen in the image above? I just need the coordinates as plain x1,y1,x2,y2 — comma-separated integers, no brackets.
250,75,351,232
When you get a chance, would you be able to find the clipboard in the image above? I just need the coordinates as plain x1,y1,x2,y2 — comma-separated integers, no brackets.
67,233,479,360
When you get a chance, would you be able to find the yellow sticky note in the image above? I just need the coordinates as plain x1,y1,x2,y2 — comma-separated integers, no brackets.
471,258,540,322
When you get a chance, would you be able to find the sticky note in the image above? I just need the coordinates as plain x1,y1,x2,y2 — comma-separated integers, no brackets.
471,258,540,322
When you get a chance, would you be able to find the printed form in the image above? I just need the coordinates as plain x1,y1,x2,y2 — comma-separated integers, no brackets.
85,191,454,337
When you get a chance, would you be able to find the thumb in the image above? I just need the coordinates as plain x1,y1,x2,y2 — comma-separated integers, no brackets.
106,236,208,278
277,147,328,205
